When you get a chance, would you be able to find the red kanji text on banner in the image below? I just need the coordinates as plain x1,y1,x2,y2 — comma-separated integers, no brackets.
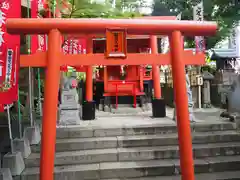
0,0,21,105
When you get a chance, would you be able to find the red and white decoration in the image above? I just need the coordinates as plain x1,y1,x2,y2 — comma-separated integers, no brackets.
0,0,21,107
62,37,87,72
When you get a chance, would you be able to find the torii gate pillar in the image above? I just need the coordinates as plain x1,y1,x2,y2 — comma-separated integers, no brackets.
170,31,195,179
82,37,95,120
150,35,166,117
40,29,61,180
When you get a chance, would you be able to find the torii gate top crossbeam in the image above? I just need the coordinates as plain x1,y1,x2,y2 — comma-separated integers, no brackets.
6,18,217,36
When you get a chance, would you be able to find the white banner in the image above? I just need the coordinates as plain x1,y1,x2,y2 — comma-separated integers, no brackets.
229,27,237,49
193,1,205,52
236,26,240,57
193,1,203,21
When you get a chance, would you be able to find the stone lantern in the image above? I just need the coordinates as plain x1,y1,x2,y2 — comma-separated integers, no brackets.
202,71,214,108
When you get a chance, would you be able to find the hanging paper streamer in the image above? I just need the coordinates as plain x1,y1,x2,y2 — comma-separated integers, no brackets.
0,0,21,105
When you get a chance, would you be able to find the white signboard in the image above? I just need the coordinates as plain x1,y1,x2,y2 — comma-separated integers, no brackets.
5,49,13,83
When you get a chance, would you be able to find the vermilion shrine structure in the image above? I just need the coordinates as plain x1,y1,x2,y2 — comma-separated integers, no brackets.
94,16,177,112
6,18,217,180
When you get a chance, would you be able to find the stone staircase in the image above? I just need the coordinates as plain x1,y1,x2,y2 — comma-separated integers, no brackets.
19,120,240,180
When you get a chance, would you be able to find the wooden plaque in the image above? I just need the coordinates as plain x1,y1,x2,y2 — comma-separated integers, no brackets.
105,29,127,58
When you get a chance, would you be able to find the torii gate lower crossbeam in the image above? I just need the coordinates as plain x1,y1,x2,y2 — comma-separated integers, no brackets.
6,18,217,180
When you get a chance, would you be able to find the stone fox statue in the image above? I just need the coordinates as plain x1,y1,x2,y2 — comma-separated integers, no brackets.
173,69,195,122
63,73,78,90
59,73,78,105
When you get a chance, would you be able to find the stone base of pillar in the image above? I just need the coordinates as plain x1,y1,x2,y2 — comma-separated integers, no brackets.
58,88,82,125
23,125,41,145
12,138,31,158
0,168,12,180
2,152,25,176
152,98,166,118
58,104,81,125
82,101,95,120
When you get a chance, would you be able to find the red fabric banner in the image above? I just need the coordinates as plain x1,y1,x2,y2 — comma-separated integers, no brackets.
0,0,21,106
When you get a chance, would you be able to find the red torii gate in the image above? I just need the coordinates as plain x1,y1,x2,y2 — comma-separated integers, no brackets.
6,18,217,180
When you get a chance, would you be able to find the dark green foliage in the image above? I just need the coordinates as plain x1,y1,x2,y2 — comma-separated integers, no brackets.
46,0,144,18
152,0,240,49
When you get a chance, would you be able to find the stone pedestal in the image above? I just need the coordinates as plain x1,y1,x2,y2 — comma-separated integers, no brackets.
58,89,81,125
23,125,41,145
202,71,214,108
2,152,25,176
203,80,211,108
0,169,12,180
12,138,31,158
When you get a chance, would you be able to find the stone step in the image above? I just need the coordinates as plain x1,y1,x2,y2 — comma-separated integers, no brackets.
25,142,240,167
56,122,235,139
21,156,240,180
31,131,240,152
101,170,240,180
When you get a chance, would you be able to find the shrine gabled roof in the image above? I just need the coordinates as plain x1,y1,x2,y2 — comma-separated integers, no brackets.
210,49,237,60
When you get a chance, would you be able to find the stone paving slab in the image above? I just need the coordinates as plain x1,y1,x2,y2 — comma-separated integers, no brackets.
99,160,175,178
25,142,240,168
205,155,240,172
55,136,118,152
21,156,240,180
21,163,100,180
55,121,235,139
56,116,230,131
101,170,240,180
31,130,240,153
25,148,118,167
55,106,228,131
56,107,227,131
174,159,209,174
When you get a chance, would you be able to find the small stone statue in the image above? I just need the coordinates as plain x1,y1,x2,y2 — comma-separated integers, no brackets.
58,73,81,125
